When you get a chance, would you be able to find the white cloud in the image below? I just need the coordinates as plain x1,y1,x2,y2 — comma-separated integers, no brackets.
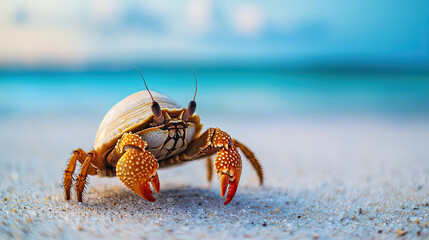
186,0,212,34
0,0,427,67
234,3,264,36
0,24,86,65
90,0,120,26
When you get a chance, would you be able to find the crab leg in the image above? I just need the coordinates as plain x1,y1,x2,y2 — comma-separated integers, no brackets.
185,128,242,205
63,148,86,200
232,139,264,185
75,151,96,202
115,132,160,202
206,156,214,182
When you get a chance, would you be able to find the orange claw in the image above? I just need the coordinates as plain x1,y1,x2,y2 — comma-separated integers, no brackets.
219,174,229,197
218,172,241,205
224,175,239,205
116,133,160,202
138,181,156,202
150,172,160,194
212,129,242,205
134,172,160,202
216,152,242,204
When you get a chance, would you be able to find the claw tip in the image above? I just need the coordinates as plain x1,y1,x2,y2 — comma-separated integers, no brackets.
219,174,229,197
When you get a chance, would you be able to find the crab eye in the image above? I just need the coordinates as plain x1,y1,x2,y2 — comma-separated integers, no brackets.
187,100,196,116
151,101,164,124
183,100,196,122
151,101,162,118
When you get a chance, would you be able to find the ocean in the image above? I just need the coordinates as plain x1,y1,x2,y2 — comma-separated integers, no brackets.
1,70,429,121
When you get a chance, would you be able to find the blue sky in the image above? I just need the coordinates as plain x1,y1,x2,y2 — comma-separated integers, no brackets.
0,0,428,68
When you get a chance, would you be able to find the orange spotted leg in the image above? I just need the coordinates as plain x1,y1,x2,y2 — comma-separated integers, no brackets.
115,132,160,202
184,128,242,205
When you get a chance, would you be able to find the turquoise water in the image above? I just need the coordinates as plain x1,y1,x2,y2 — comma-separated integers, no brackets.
1,70,429,119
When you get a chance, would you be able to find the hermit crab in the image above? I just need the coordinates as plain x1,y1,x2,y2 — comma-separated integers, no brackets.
63,69,263,205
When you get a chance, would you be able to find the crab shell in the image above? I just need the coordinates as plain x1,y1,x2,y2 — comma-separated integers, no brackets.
93,90,203,163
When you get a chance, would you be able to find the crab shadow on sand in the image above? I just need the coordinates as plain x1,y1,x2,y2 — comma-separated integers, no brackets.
66,183,294,220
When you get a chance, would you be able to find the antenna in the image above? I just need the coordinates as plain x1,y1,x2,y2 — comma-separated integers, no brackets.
192,67,198,101
134,66,155,102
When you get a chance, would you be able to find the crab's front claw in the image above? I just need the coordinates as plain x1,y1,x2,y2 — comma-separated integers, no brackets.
212,132,242,205
215,148,242,205
116,133,160,202
218,169,241,205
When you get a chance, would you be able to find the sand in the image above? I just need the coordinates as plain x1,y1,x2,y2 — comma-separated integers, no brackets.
1,114,429,239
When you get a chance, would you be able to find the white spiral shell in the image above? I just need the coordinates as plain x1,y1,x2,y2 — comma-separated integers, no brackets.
94,90,183,152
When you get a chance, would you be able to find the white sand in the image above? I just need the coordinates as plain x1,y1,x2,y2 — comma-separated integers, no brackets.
1,114,429,239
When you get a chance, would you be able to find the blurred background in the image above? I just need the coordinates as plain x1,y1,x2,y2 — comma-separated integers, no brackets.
1,0,429,118
0,0,429,187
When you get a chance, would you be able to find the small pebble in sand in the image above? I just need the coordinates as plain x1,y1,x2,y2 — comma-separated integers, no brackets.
167,198,174,203
396,229,407,236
